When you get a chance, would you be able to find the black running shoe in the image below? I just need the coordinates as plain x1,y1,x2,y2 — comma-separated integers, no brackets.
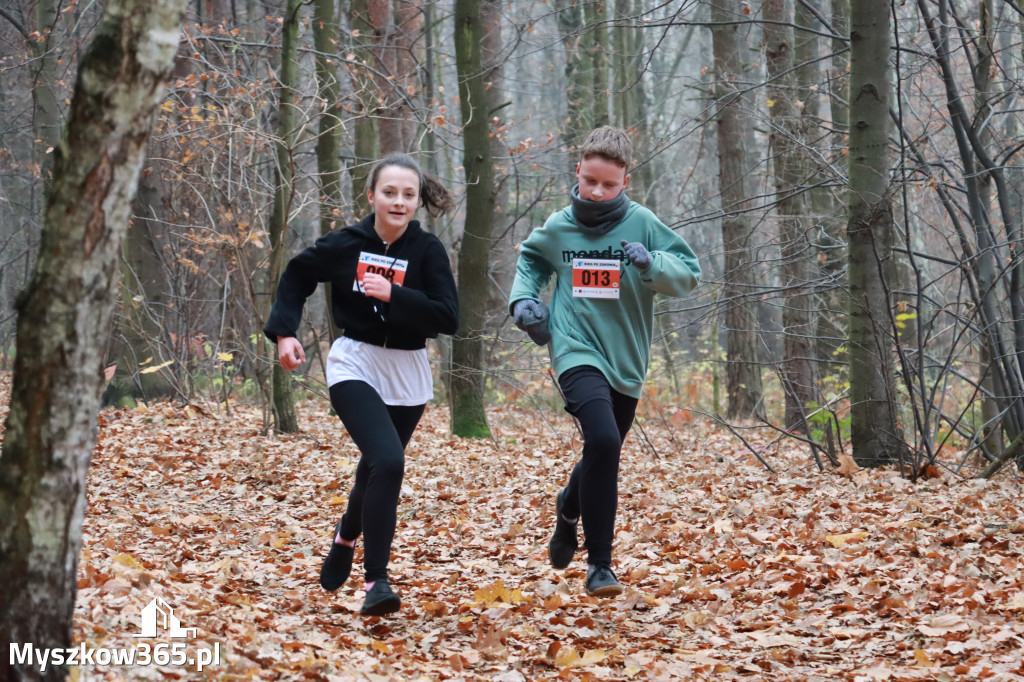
548,488,578,569
319,520,354,591
360,580,401,616
585,563,623,597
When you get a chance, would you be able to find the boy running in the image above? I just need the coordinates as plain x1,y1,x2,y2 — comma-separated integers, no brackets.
509,126,701,596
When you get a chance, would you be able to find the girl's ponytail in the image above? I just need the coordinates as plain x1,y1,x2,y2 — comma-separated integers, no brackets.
419,172,455,217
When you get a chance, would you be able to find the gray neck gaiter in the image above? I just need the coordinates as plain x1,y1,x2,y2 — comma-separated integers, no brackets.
570,184,629,235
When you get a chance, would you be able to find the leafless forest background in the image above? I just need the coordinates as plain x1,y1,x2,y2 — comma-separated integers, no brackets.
2,0,1024,476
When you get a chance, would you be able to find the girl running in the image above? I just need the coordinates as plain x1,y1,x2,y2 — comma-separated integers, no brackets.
265,153,458,616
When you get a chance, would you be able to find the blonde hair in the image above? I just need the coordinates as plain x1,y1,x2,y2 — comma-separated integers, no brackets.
579,126,633,169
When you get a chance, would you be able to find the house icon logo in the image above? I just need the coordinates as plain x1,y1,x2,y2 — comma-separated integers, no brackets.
133,598,197,639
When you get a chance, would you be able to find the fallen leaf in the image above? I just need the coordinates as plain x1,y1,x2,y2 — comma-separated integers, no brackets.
553,645,607,669
913,648,936,667
825,531,868,548
918,614,969,636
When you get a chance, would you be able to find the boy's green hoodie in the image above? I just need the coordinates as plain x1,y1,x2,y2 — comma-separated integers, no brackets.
509,201,701,398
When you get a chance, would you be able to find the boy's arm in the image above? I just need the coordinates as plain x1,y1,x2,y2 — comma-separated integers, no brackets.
508,231,554,313
636,220,701,298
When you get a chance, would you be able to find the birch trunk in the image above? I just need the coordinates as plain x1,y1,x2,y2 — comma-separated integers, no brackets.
0,2,186,679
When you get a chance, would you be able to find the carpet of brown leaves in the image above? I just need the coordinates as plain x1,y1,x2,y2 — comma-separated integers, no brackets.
21,387,1023,681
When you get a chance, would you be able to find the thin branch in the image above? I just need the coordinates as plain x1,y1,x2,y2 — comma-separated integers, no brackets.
0,8,28,41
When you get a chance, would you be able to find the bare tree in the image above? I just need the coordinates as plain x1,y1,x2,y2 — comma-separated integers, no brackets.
379,0,423,154
450,0,500,438
710,0,765,420
763,0,821,433
557,0,609,151
0,2,186,678
268,0,302,433
903,0,1024,475
313,0,344,340
847,0,902,466
30,0,60,192
347,0,387,217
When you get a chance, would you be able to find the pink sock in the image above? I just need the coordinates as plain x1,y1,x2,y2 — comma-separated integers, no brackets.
364,581,376,591
334,533,355,547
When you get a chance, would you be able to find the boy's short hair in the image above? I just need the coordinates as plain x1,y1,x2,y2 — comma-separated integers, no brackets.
580,126,633,169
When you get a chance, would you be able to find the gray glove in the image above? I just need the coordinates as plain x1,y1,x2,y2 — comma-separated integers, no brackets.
621,240,652,271
512,299,551,346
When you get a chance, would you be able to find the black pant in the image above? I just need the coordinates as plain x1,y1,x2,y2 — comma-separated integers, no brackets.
557,365,638,566
329,380,424,582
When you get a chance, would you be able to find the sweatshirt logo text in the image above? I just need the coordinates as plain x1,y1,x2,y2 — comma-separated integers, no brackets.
562,246,629,265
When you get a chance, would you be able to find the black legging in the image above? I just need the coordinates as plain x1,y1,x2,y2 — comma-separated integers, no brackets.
329,380,424,583
557,365,638,566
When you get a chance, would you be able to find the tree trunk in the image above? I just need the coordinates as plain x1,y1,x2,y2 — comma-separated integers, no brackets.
1005,15,1024,470
830,0,850,135
347,0,385,217
117,44,197,405
378,0,421,153
31,0,61,193
450,0,497,438
313,0,343,214
313,0,343,340
795,0,842,380
764,0,817,431
422,0,440,235
710,0,764,420
972,0,1002,458
268,0,301,434
482,0,509,296
613,0,652,206
119,171,178,403
557,0,608,151
847,0,902,466
396,1,423,150
816,0,850,370
585,0,609,129
0,2,186,679
558,0,585,150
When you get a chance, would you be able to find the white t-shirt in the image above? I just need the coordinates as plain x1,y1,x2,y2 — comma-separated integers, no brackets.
325,336,433,406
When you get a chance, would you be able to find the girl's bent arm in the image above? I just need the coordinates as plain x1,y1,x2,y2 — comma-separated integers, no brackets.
386,239,459,336
263,234,343,342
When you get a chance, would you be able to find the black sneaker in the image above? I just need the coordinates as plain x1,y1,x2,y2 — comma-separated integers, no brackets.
319,520,354,592
585,564,623,597
548,488,579,569
360,580,401,616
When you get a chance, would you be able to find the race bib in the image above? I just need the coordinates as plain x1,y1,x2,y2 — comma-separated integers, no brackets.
572,258,621,299
353,252,408,292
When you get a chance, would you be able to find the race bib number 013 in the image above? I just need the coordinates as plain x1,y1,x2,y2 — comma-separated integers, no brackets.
353,252,408,293
572,258,621,299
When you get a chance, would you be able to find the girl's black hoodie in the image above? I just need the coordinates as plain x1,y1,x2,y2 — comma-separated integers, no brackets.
264,214,458,350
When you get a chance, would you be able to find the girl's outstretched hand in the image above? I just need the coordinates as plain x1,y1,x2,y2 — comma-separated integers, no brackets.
278,336,305,371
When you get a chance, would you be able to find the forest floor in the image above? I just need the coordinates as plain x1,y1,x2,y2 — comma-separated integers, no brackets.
3,375,1023,681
